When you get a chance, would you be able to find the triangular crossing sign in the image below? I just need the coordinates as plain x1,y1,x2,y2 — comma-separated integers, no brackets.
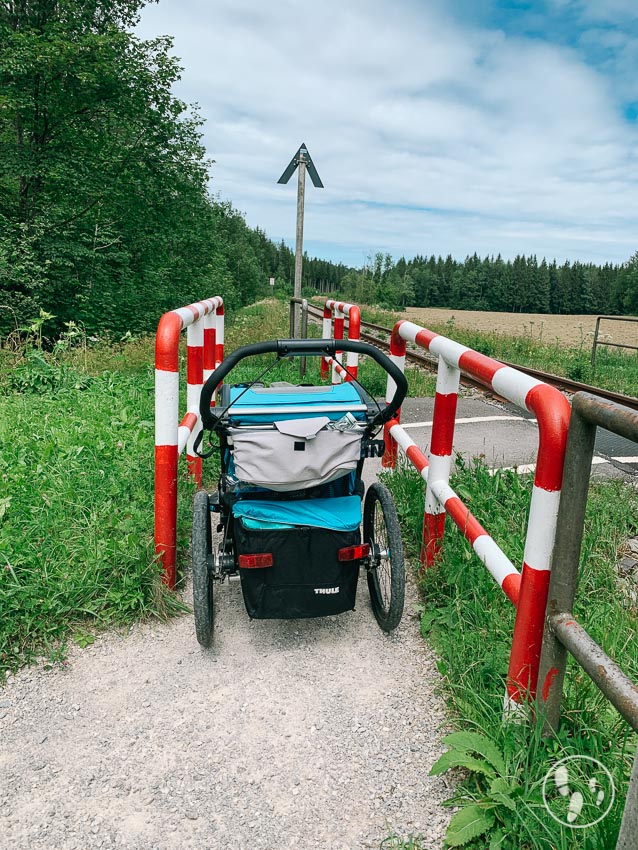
277,143,324,188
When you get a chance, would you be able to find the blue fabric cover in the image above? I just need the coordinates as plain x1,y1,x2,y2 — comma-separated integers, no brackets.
240,517,296,530
226,383,366,423
232,496,362,531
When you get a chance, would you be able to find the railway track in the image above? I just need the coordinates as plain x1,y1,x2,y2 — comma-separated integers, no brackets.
304,303,638,412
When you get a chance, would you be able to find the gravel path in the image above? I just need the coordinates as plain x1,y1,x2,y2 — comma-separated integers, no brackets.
1,495,451,850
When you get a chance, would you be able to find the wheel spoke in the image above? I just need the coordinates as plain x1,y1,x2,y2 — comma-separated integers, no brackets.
364,483,405,632
373,500,392,612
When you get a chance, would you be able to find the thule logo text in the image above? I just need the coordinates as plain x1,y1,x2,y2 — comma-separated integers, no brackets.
314,587,339,595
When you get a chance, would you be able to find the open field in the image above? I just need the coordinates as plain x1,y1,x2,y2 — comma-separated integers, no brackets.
404,306,638,349
345,302,638,395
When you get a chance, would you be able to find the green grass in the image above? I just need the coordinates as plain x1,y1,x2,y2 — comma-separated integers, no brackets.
384,456,638,849
0,363,192,676
381,835,427,849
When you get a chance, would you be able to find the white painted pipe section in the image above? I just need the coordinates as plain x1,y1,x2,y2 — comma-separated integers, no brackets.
523,487,562,572
155,370,179,447
385,354,406,404
177,409,200,454
492,367,543,412
430,336,470,368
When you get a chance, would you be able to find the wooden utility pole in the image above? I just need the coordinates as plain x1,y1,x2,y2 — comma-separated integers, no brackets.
293,152,306,327
278,143,323,336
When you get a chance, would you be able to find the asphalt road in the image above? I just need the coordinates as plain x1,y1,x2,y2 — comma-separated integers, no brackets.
392,395,638,480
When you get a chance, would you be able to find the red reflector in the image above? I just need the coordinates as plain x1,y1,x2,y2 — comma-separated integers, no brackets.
238,553,274,569
338,544,370,562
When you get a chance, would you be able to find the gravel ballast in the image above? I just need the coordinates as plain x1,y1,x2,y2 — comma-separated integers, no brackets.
1,568,451,849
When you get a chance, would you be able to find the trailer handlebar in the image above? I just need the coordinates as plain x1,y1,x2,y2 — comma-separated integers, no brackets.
199,338,407,434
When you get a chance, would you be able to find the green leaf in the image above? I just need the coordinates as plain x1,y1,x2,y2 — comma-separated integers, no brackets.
456,484,472,501
489,829,506,850
430,750,496,778
445,805,495,847
73,631,95,649
489,778,511,795
443,732,507,775
489,791,516,812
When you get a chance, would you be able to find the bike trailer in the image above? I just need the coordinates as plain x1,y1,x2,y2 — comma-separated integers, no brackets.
191,338,408,646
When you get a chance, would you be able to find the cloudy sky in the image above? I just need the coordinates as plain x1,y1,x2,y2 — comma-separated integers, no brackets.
137,0,638,268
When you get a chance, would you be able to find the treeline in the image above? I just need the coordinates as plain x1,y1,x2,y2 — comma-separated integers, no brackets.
0,0,350,339
332,252,638,315
3,3,634,338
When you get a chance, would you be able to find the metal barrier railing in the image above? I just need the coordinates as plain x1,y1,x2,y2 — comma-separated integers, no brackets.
154,297,224,587
591,316,638,373
290,297,361,382
384,319,572,709
322,299,361,383
536,392,638,847
386,420,522,605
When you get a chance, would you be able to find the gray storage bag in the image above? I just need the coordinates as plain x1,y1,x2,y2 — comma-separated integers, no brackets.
229,416,362,491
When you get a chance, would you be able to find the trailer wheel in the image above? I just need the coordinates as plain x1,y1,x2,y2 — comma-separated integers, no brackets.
363,483,405,632
192,489,214,647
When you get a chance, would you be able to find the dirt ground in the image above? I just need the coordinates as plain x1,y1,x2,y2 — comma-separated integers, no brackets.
403,307,638,349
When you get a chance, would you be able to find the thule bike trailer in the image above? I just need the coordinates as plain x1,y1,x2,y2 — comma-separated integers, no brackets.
191,338,408,647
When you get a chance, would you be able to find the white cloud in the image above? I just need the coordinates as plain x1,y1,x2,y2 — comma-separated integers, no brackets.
137,0,638,265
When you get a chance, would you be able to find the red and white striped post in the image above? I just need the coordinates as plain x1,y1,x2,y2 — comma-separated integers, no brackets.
320,304,332,380
384,320,571,706
388,420,521,606
423,352,460,565
203,310,216,381
155,296,224,588
382,325,407,468
186,318,204,483
215,302,225,369
323,299,361,383
332,302,345,384
324,356,349,382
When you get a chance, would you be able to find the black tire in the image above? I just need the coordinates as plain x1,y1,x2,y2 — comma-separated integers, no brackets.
192,489,214,647
363,483,405,632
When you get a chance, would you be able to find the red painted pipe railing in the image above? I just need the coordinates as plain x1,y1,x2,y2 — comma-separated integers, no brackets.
154,297,224,587
387,420,521,606
384,320,571,710
322,299,361,383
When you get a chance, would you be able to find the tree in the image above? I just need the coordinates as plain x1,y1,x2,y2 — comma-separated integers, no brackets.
617,252,638,314
0,0,246,334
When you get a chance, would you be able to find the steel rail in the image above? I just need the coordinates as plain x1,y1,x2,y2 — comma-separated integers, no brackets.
304,303,638,411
